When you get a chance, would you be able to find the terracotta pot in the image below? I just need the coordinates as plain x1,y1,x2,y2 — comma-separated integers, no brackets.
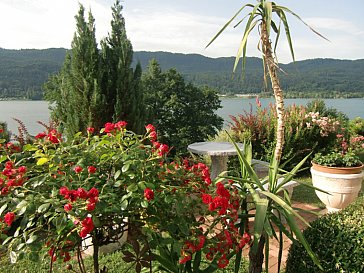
311,162,363,174
311,164,363,213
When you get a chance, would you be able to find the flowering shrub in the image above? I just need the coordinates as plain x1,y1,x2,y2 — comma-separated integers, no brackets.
0,122,250,273
225,99,344,170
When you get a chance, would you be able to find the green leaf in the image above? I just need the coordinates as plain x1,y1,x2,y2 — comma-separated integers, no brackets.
137,181,146,190
0,155,7,163
126,183,138,192
141,200,149,208
114,170,121,180
37,203,50,213
122,163,130,173
36,157,48,166
0,204,8,216
26,235,38,244
16,200,28,210
10,251,17,263
120,199,129,210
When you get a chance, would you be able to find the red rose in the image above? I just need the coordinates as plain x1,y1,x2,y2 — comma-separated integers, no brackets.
158,144,169,156
201,193,212,204
86,201,96,211
59,186,69,196
145,124,155,133
64,203,73,212
149,131,157,141
4,212,15,227
17,166,27,173
104,122,115,133
79,217,94,238
115,121,127,129
87,127,95,134
144,188,154,201
217,254,229,268
74,166,83,173
35,132,47,139
77,188,88,199
87,188,99,199
87,166,96,174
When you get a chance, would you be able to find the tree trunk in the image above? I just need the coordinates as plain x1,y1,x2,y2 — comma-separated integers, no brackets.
92,235,100,273
249,235,266,273
261,22,285,162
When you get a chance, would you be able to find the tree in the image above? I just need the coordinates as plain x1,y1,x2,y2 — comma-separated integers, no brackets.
207,2,327,272
143,59,223,154
100,0,145,133
44,5,100,137
45,1,145,136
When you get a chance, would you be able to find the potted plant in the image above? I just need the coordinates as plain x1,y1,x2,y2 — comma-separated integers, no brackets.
311,151,363,213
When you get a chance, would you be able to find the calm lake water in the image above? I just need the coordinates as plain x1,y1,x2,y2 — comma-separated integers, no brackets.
0,98,363,135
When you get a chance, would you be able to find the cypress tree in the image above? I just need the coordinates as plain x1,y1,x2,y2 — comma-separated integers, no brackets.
100,0,145,133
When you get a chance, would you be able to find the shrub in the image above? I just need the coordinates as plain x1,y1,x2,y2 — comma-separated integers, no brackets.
225,99,343,170
285,196,364,273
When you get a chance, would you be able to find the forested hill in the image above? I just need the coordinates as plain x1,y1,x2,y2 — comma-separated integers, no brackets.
1,48,363,99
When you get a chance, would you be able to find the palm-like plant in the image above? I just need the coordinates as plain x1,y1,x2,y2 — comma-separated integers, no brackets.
207,1,328,273
207,0,328,162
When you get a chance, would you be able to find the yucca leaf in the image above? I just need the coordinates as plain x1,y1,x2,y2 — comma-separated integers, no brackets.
277,10,295,62
206,4,253,48
251,198,269,253
284,213,323,270
264,1,273,37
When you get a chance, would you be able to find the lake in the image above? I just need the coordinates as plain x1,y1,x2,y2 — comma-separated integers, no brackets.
0,98,363,135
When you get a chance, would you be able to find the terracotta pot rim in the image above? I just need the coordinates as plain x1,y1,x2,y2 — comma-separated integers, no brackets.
311,162,364,174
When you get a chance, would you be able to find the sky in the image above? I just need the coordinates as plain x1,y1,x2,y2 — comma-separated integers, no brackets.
0,0,363,63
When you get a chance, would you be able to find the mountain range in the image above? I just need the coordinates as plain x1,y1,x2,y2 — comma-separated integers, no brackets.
0,47,363,99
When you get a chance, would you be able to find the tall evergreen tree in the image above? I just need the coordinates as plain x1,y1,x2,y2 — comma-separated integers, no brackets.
100,0,145,133
45,5,100,137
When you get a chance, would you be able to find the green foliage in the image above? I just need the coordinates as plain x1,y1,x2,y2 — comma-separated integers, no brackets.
1,48,364,99
99,0,145,134
223,100,344,170
0,121,10,142
312,151,362,167
142,59,223,154
285,196,364,273
44,1,145,137
349,117,364,136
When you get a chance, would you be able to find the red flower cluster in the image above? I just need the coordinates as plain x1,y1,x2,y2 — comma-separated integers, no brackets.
3,212,15,227
79,217,94,238
144,188,154,201
0,161,27,195
179,235,206,264
187,162,212,186
104,121,128,134
2,142,21,153
35,129,62,144
59,186,99,211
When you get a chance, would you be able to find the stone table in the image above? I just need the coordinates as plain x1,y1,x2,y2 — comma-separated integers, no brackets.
187,141,245,179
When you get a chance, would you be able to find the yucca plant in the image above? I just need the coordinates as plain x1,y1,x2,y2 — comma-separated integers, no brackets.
207,1,328,272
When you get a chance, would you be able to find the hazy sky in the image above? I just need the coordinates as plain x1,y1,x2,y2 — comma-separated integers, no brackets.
1,0,363,63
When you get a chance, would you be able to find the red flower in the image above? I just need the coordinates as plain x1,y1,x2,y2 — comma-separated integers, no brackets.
149,131,157,141
144,188,154,201
47,130,61,144
4,212,15,227
74,166,83,173
179,254,192,264
87,127,95,134
201,193,212,204
145,124,155,133
216,182,230,199
64,203,73,212
158,144,169,156
87,188,99,199
87,166,96,174
63,252,71,262
217,254,229,268
115,121,127,129
17,166,27,173
104,122,115,133
59,186,69,196
35,132,47,139
77,188,88,199
79,217,94,238
86,201,96,211
5,161,13,169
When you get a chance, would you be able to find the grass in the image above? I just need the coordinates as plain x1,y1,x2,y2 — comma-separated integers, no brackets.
0,250,249,273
